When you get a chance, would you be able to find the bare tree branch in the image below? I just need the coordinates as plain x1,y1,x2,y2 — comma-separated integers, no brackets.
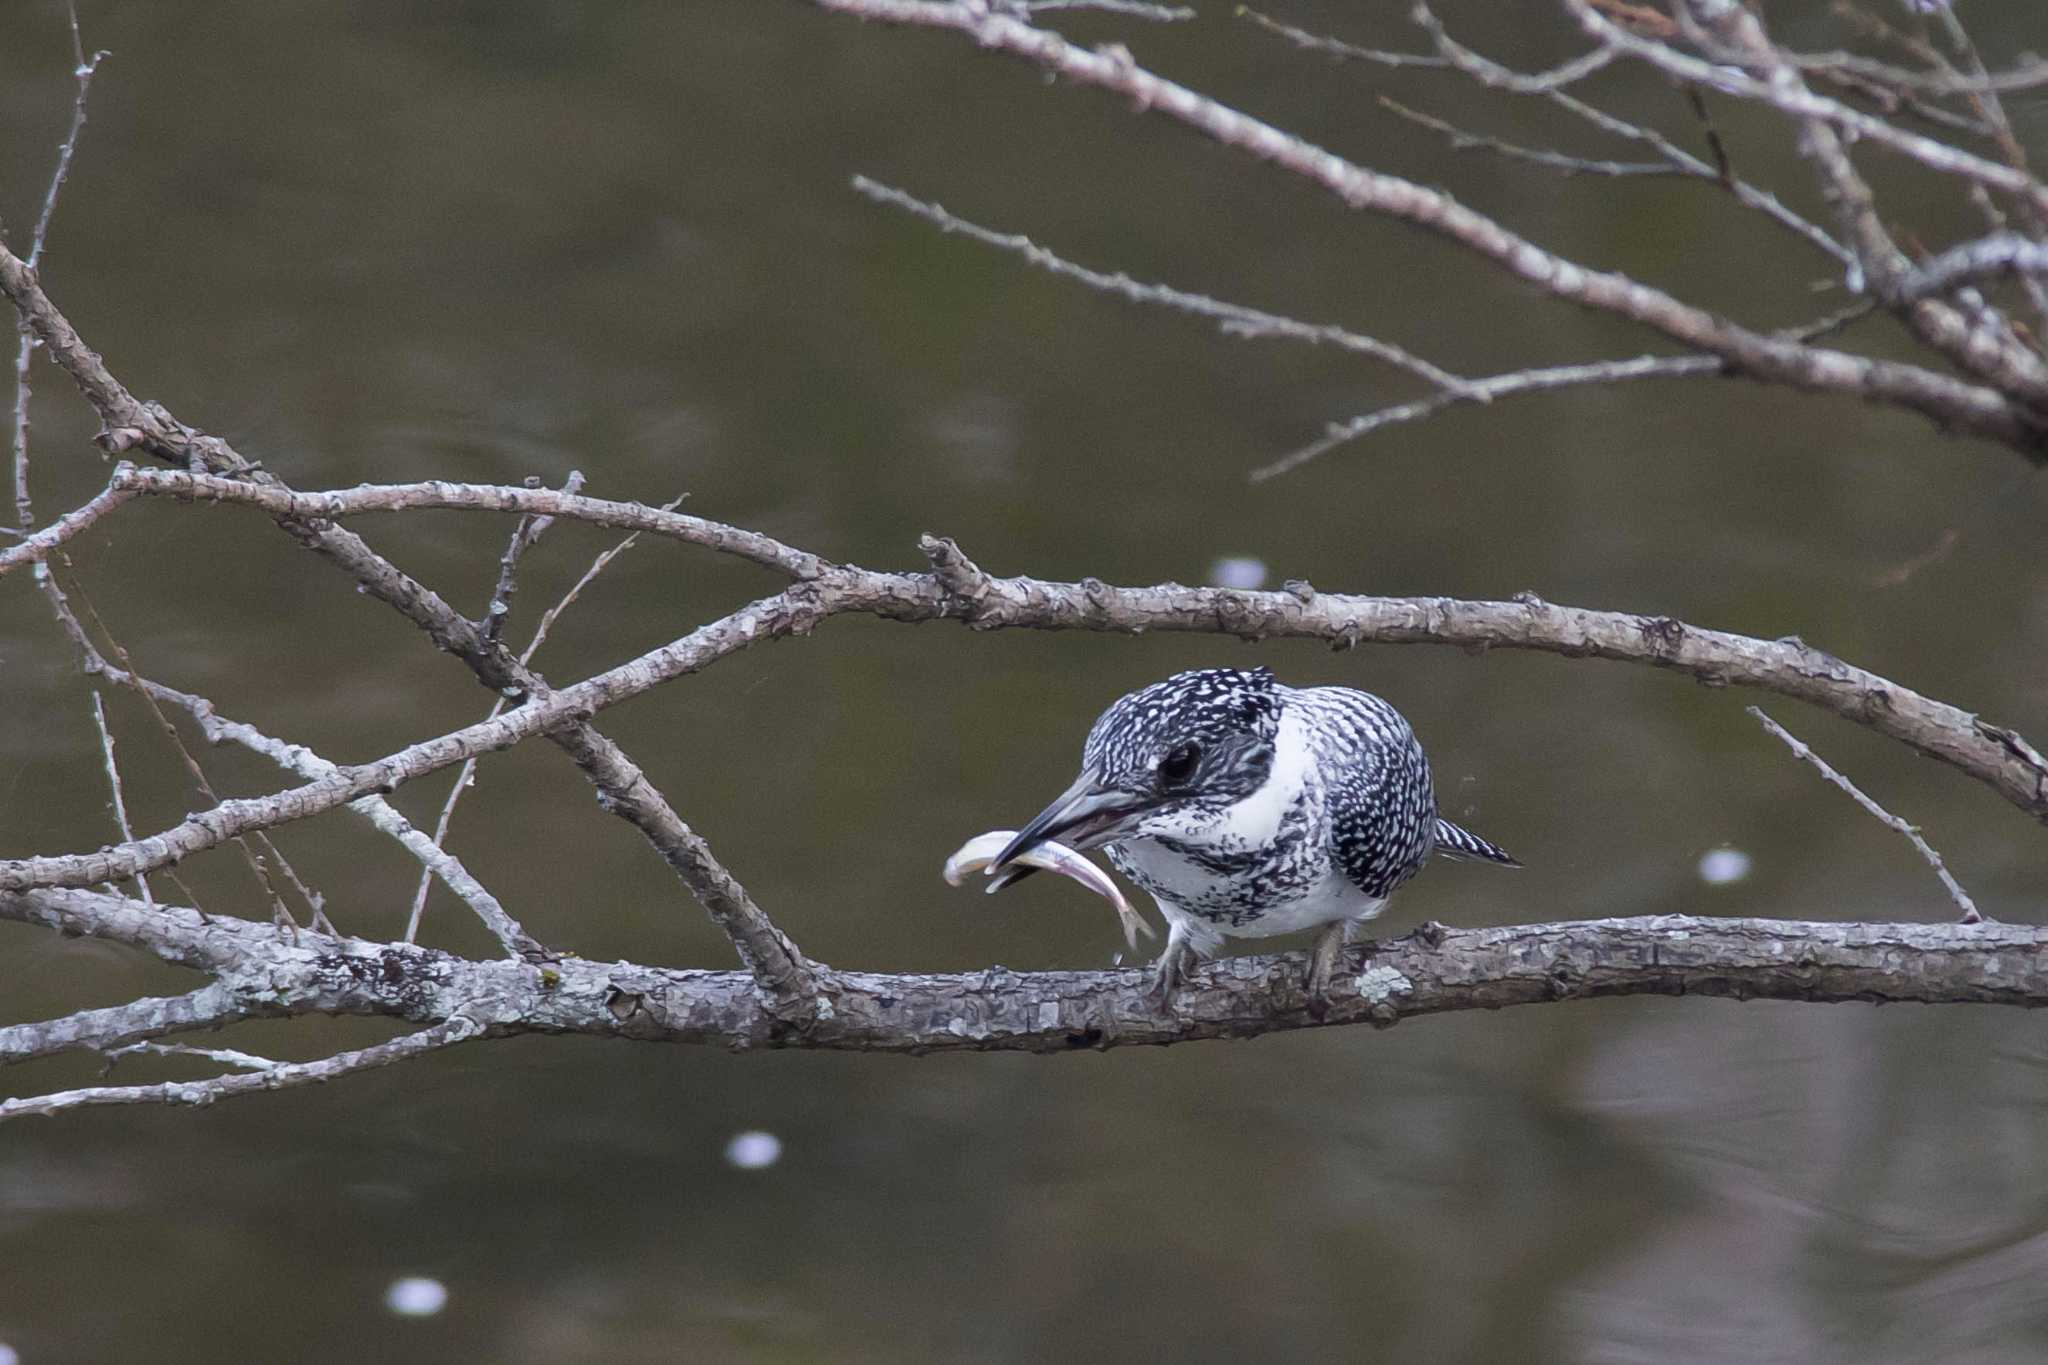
852,175,1478,395
1789,44,2048,98
0,1016,486,1121
1565,0,2048,213
0,482,134,575
88,690,151,907
1898,232,2048,304
809,0,2048,456
1377,96,1678,179
1237,7,1450,70
1243,6,1852,268
158,681,546,959
9,27,107,531
0,511,2039,906
1250,353,1723,479
0,982,242,1065
6,889,2047,1097
1535,87,1852,266
1671,0,2048,409
1410,0,1620,94
9,0,2048,1123
406,502,672,945
0,240,821,1009
1751,707,1981,923
1021,0,1193,19
481,470,586,646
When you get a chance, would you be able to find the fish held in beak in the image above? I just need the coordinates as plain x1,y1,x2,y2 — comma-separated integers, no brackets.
943,829,1154,950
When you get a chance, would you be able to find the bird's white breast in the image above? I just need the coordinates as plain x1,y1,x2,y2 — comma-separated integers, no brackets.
1112,703,1387,937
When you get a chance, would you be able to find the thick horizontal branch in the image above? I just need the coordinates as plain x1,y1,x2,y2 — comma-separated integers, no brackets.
6,891,2046,1068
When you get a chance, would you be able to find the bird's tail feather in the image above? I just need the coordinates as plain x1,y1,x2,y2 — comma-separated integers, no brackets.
1434,818,1521,868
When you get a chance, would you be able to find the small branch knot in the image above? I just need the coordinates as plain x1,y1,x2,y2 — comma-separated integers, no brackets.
920,533,994,617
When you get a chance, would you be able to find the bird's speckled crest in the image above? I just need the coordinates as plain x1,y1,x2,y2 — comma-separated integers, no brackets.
1082,666,1282,808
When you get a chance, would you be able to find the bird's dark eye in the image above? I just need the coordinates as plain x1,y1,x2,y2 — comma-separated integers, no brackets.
1158,742,1201,787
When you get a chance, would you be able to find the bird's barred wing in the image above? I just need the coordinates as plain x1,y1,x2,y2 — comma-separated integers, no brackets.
1327,734,1438,899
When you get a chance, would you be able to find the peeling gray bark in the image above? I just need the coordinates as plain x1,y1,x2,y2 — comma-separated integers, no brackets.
5,891,2043,1070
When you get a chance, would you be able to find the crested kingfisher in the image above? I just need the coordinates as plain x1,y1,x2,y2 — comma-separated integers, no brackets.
988,666,1518,1003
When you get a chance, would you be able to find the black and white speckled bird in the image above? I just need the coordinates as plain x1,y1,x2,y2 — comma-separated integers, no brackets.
988,666,1518,1002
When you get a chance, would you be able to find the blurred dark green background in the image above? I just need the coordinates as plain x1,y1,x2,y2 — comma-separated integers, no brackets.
5,2,2048,1361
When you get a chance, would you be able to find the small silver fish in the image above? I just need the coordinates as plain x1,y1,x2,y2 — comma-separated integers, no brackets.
943,829,1155,950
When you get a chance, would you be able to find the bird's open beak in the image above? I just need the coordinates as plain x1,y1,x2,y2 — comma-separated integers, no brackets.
989,773,1159,872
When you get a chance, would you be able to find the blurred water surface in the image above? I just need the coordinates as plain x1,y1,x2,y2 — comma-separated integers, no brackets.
4,2,2048,1361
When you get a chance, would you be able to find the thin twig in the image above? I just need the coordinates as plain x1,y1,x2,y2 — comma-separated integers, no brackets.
1683,88,1736,187
1244,8,1849,266
1897,232,2048,303
1251,285,1863,480
0,1016,487,1122
10,10,111,707
1021,0,1193,18
1540,89,1852,266
1790,46,2048,97
1566,0,2048,214
1749,706,1981,922
88,691,151,908
64,572,319,932
105,1040,280,1072
405,503,672,947
1378,97,1677,178
90,667,543,959
12,20,108,532
480,470,586,645
0,483,135,577
1236,7,1449,68
852,175,1478,396
0,243,819,1005
1410,0,1619,93
1250,354,1723,481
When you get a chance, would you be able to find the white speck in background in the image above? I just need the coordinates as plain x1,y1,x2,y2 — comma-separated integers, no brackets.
724,1130,783,1170
0,1341,20,1365
1208,556,1267,591
385,1277,449,1318
1697,848,1752,885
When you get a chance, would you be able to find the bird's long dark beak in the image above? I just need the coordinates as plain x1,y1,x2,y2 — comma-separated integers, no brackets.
989,773,1158,872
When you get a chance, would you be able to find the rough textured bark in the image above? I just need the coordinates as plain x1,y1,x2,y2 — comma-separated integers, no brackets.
5,890,2044,1068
